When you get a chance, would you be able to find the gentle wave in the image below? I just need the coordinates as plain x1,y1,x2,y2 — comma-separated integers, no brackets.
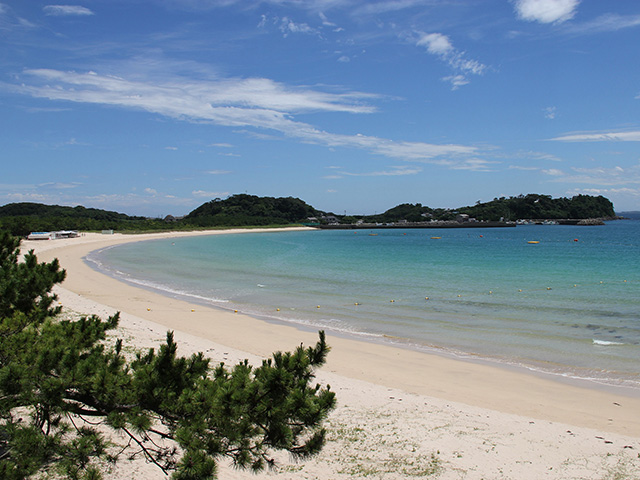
592,339,625,346
89,224,640,391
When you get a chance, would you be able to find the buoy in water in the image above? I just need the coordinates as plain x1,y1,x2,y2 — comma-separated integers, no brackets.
147,308,151,311
527,241,539,244
276,308,280,311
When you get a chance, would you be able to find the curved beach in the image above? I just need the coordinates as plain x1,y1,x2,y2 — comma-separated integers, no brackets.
27,229,640,480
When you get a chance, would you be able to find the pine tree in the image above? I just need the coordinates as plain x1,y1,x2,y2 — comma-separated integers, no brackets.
0,231,335,479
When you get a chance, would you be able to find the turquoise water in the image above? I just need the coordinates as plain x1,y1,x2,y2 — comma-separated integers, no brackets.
88,221,640,390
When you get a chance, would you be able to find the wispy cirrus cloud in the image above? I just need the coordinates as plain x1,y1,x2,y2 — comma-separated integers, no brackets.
513,0,580,24
7,67,481,166
192,189,230,198
551,130,640,142
337,166,422,177
565,13,640,34
543,164,640,185
571,187,640,200
258,14,321,38
0,3,37,29
352,0,436,16
413,32,487,90
43,5,95,16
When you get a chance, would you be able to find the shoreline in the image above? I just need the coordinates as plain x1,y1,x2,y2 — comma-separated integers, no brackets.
27,229,640,437
84,228,640,397
22,229,640,479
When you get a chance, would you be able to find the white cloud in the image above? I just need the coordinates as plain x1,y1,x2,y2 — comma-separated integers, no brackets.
513,0,580,24
165,146,178,150
0,4,37,30
209,143,233,148
206,170,231,175
192,190,229,198
509,165,539,171
414,32,486,89
43,5,95,16
551,130,640,142
259,14,323,37
279,16,318,37
417,33,453,56
353,0,436,16
450,158,499,172
567,13,640,34
544,164,640,186
340,166,422,177
10,68,481,166
443,75,469,90
144,188,158,195
574,187,640,198
38,181,81,189
544,106,556,119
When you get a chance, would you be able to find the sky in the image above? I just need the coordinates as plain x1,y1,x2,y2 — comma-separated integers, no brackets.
1,0,640,217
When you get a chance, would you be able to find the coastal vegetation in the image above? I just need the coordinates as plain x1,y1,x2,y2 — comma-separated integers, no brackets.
0,232,336,479
0,193,616,236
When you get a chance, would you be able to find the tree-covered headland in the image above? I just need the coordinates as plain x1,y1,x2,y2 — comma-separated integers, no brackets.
0,231,336,479
0,193,617,236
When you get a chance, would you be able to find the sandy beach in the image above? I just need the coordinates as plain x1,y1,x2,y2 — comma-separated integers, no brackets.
26,229,640,480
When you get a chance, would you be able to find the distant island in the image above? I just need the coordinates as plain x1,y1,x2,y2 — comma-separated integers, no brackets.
0,193,618,237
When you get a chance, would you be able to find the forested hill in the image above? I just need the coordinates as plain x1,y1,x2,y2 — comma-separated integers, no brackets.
358,194,615,224
0,195,322,236
0,193,618,237
0,203,153,236
456,194,615,221
185,194,321,227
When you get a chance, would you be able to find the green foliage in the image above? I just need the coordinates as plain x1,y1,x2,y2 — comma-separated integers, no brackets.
456,194,615,221
0,232,335,479
358,195,614,224
0,203,161,237
185,194,320,227
0,196,322,236
0,193,616,235
367,203,433,223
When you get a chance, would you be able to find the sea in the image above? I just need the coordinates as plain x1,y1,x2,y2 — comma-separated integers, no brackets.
87,220,640,392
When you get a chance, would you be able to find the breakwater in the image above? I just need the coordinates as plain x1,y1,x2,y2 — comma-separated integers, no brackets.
316,221,516,230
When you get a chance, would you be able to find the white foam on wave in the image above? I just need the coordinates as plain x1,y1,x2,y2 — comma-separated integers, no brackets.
592,339,624,346
86,249,229,305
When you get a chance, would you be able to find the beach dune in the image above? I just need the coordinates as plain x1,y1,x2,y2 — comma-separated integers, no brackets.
27,230,640,480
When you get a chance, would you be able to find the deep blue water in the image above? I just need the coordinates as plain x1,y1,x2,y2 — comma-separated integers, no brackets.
88,221,640,389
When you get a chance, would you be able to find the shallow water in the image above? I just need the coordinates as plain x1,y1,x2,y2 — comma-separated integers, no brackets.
88,221,640,389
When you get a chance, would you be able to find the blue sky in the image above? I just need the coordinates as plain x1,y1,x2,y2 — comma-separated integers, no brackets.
1,0,640,216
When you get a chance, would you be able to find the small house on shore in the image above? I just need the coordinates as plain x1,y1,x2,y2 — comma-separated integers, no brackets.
27,230,79,240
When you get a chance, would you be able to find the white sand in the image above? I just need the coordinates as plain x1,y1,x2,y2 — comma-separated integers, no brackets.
26,230,640,479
